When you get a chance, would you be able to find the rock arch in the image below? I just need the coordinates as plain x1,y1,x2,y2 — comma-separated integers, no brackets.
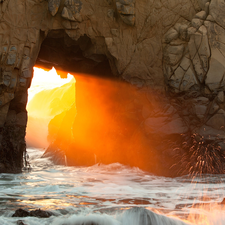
1,0,225,176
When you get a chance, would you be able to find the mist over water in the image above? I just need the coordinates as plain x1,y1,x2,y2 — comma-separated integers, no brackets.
0,148,225,225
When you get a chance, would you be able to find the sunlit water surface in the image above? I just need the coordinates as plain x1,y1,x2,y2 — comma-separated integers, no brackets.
0,148,225,225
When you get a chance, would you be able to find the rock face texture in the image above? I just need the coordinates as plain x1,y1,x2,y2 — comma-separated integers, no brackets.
1,0,225,175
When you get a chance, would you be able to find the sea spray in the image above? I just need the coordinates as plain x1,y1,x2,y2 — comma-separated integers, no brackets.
118,207,191,225
1,148,225,225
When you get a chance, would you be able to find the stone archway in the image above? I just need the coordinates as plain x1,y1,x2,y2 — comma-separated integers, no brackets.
1,0,225,176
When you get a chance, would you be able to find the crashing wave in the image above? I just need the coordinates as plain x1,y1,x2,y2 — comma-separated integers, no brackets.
53,207,191,225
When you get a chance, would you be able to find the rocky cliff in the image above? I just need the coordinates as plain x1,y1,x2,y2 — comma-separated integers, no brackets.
0,0,225,175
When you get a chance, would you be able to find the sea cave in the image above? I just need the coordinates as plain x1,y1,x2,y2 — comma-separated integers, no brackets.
1,0,225,225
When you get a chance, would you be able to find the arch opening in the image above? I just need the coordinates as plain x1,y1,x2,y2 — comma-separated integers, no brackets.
26,67,75,149
11,28,193,177
29,31,163,174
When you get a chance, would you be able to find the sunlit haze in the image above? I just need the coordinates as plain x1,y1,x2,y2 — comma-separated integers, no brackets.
26,67,75,148
28,67,75,103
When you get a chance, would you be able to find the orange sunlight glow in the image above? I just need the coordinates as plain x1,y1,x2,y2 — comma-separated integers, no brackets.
185,201,225,225
26,67,75,148
144,201,225,225
25,68,225,225
28,67,74,103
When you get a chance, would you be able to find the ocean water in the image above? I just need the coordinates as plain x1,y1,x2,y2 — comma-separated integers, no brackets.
0,148,225,225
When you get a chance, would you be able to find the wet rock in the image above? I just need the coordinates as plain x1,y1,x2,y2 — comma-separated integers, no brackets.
12,208,53,218
17,220,27,225
29,209,53,218
12,209,30,217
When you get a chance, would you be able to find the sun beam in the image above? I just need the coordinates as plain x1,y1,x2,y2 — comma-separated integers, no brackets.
28,67,75,103
26,67,76,148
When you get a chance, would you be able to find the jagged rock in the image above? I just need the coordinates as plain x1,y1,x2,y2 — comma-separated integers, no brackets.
12,209,30,217
195,11,207,20
17,221,26,225
29,209,53,218
164,28,179,44
191,18,203,29
116,2,135,14
63,0,83,22
48,0,61,16
120,13,135,26
206,15,215,22
116,1,135,26
62,7,76,21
